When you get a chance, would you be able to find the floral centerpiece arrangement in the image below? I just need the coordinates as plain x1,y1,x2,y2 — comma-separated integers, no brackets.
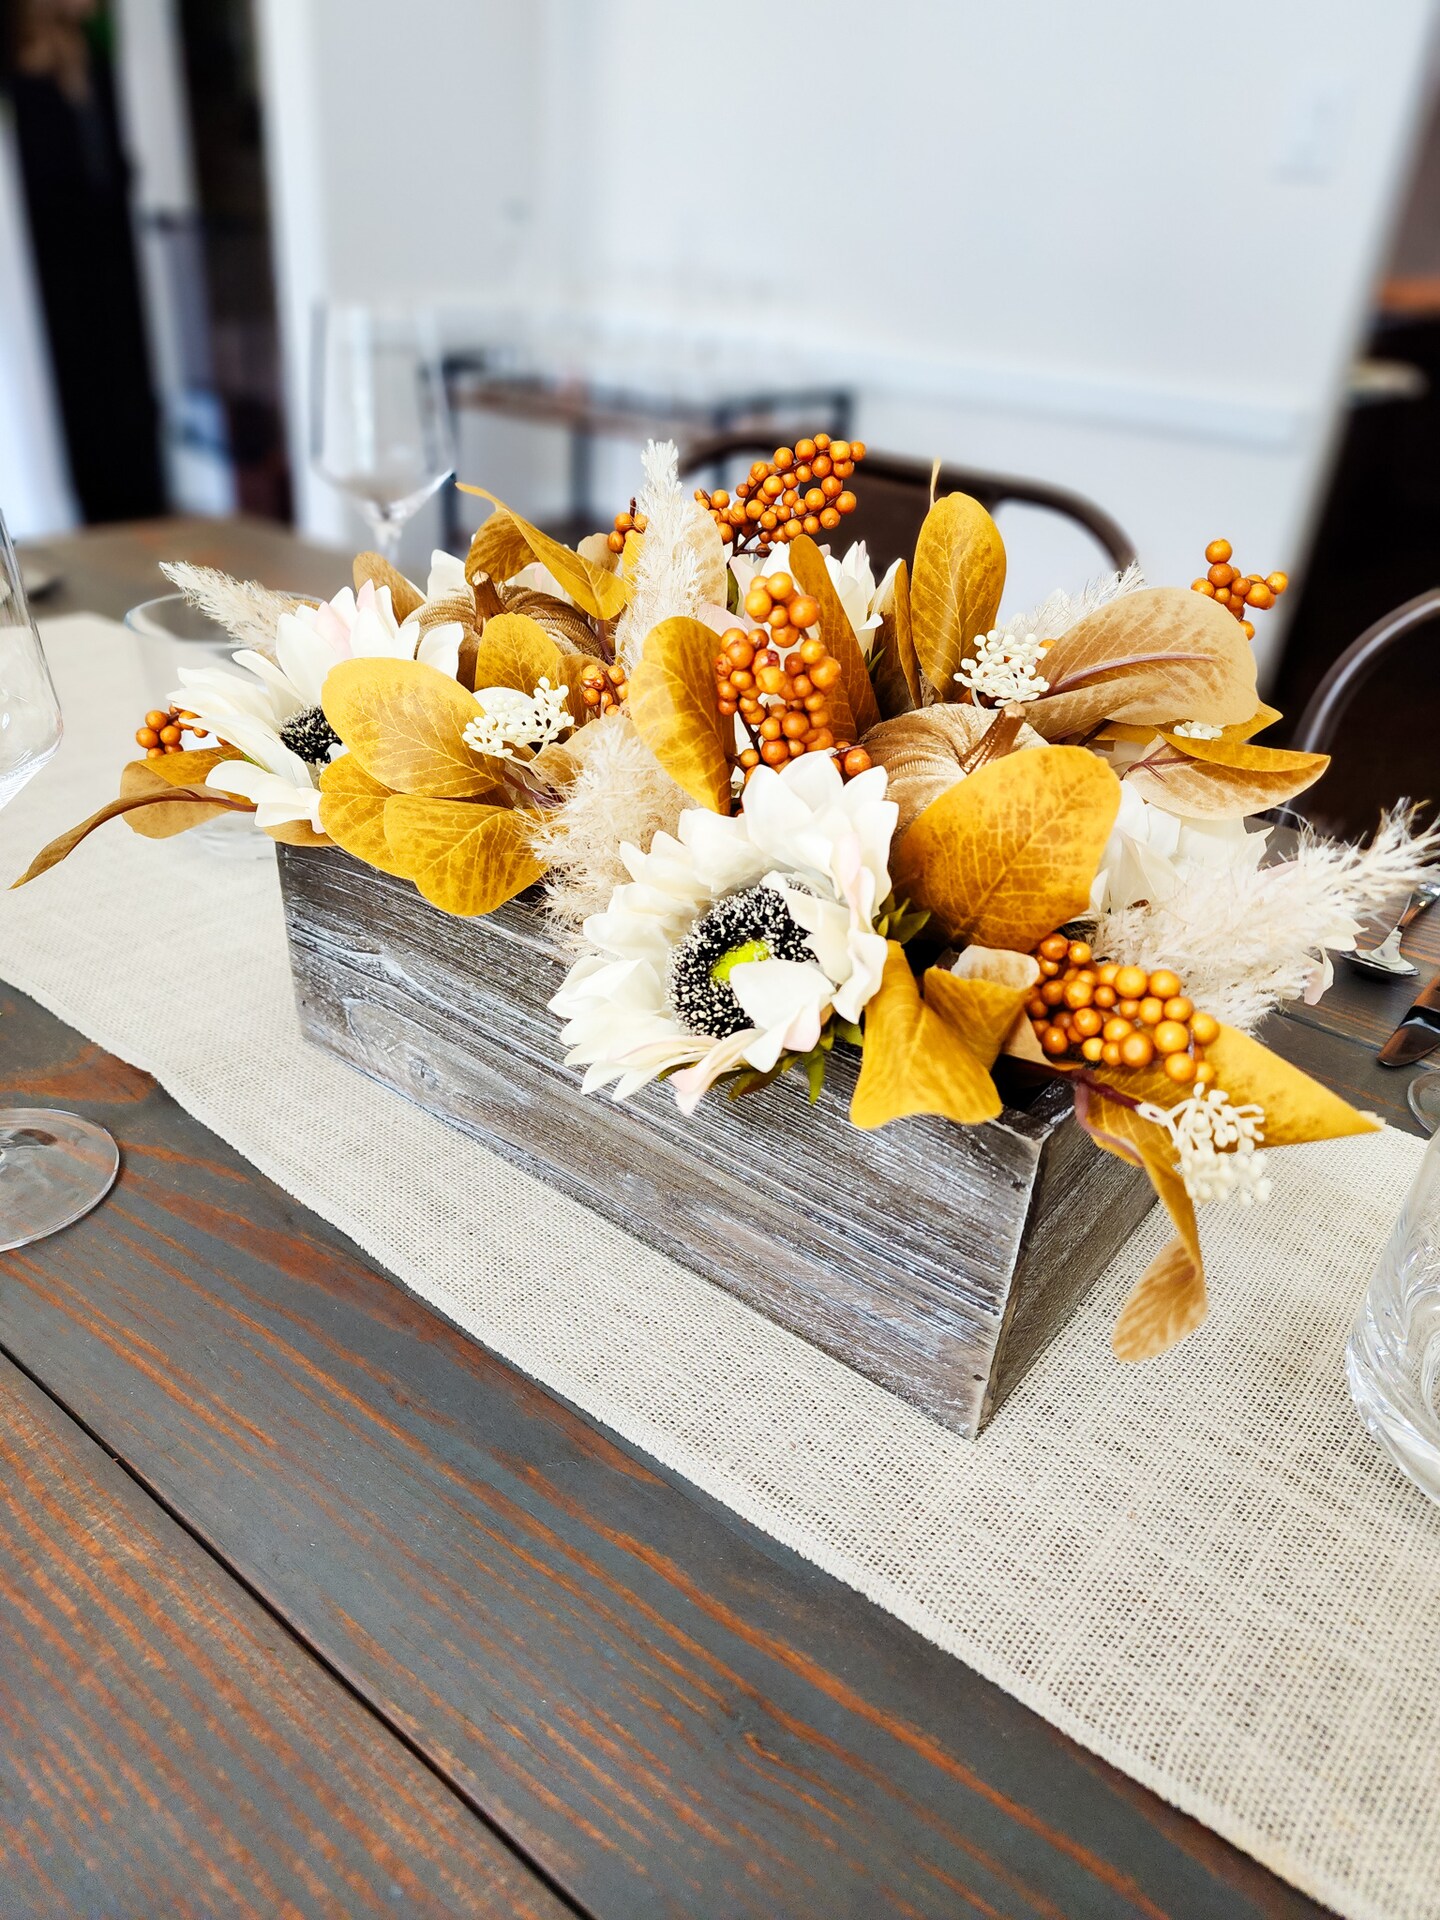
21,436,1437,1363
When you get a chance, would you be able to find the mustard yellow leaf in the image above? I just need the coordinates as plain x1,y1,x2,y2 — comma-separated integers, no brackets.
626,616,733,812
908,493,1006,701
891,746,1120,949
460,488,630,621
1201,1024,1381,1146
318,755,409,876
265,819,329,847
383,795,544,916
468,610,565,695
850,943,1007,1128
789,534,879,737
1028,587,1256,740
1076,1086,1206,1361
322,657,502,799
921,968,1029,1071
353,552,424,623
871,558,921,719
1125,729,1329,818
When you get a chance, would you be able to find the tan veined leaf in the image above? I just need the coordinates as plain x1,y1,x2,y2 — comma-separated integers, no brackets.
1027,587,1257,741
1124,726,1329,818
119,749,256,839
1077,1086,1206,1362
626,616,733,812
908,493,1006,701
850,944,1016,1128
891,746,1120,949
383,794,544,916
318,755,410,876
10,770,251,885
871,558,922,719
460,487,630,621
789,534,878,737
353,552,424,623
322,657,503,799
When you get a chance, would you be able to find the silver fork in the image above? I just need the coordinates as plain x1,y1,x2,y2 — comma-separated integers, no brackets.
1345,879,1440,978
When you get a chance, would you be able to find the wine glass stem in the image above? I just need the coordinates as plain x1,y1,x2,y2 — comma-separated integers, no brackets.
365,513,404,566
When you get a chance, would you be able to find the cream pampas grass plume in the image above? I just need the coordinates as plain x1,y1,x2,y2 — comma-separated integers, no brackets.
1091,806,1440,1031
997,560,1146,648
159,562,309,659
613,440,727,673
534,709,690,937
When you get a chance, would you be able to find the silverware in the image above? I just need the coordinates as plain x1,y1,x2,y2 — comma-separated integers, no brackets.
1378,968,1440,1067
1345,880,1440,979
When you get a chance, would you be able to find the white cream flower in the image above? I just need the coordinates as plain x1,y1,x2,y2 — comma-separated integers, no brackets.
1089,782,1269,915
550,753,898,1113
280,572,465,685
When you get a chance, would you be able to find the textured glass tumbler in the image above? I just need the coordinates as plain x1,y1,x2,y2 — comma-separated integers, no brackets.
1347,1124,1440,1505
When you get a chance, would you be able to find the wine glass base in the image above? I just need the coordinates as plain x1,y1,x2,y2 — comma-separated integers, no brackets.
0,1109,119,1251
1408,1067,1440,1136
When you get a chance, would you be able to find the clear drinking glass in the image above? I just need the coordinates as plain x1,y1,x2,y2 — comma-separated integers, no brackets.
0,509,119,1249
310,303,455,563
1347,1120,1440,1506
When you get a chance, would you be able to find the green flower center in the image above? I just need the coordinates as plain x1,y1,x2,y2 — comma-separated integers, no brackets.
711,938,770,984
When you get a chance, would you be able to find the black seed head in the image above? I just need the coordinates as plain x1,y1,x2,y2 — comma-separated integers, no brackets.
667,884,812,1038
279,705,341,765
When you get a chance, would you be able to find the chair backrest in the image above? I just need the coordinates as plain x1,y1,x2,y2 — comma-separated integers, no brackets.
1290,588,1440,755
678,434,1138,576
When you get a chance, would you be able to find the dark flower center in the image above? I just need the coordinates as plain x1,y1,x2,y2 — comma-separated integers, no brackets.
279,705,341,765
667,884,812,1039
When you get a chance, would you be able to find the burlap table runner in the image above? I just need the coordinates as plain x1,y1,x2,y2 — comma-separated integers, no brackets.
4,618,1438,1920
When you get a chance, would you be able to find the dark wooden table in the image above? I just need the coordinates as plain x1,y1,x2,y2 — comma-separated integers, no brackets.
4,518,1435,1919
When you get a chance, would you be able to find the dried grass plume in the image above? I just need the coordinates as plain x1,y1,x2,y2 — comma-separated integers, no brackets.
1090,805,1440,1030
534,709,689,938
159,562,310,659
612,440,727,673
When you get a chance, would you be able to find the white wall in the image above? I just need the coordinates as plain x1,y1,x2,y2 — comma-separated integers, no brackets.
258,0,1439,675
0,114,76,539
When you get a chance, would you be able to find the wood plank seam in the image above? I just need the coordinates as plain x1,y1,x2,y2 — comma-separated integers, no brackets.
0,1326,597,1920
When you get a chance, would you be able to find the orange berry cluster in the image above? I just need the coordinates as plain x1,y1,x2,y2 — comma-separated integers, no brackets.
580,660,627,713
1026,935,1220,1087
1191,539,1288,642
713,619,872,784
695,435,865,556
605,499,649,555
134,703,211,759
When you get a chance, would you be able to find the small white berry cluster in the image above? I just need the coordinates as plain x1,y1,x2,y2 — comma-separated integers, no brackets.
1138,1085,1271,1208
954,629,1050,706
1171,719,1226,740
463,677,572,763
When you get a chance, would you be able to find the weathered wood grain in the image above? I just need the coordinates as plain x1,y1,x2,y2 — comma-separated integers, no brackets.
0,988,1333,1920
276,845,1156,1435
0,1346,570,1920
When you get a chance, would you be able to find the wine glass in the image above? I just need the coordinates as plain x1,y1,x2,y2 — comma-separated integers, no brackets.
0,509,120,1250
310,303,456,564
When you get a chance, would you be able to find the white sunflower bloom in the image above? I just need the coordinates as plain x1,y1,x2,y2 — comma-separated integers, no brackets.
550,754,897,1113
173,574,468,834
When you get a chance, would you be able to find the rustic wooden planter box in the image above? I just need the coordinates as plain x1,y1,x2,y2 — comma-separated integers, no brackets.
276,845,1154,1436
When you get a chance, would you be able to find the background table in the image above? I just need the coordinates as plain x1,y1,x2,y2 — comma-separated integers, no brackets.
3,518,1434,1918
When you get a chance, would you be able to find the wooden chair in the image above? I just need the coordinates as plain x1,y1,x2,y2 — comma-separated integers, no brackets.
1277,589,1440,836
678,434,1138,575
1290,588,1440,753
